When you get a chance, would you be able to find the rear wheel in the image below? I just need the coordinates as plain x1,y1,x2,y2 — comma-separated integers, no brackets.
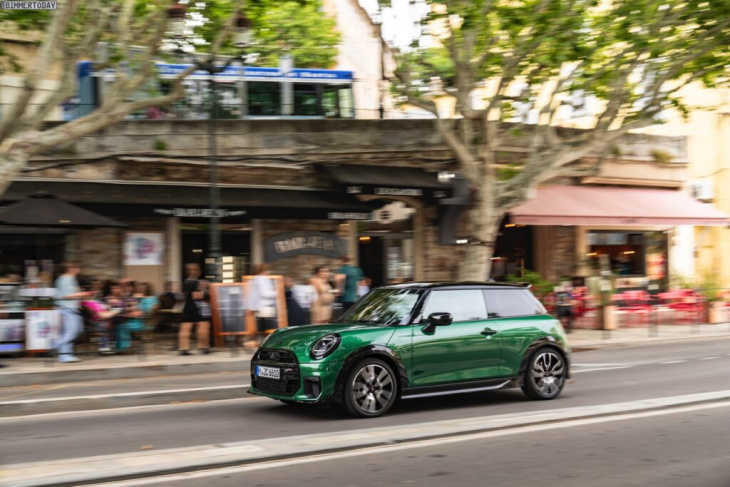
343,358,398,418
522,347,566,400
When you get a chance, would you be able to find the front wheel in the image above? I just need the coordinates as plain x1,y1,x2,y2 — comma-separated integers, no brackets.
343,358,398,418
522,347,566,400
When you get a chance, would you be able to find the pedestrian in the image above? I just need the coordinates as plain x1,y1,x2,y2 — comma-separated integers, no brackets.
54,262,92,363
80,279,119,354
336,256,364,315
179,263,211,355
310,266,335,324
555,283,578,333
284,277,306,327
117,282,158,351
248,264,278,341
292,278,317,325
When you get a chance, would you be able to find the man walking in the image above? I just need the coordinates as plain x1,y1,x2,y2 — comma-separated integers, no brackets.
336,256,364,315
54,262,89,363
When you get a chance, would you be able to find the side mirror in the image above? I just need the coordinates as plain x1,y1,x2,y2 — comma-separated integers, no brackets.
423,312,452,333
428,312,453,327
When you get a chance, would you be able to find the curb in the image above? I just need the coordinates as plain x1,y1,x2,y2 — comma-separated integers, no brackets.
569,331,730,351
0,384,249,418
3,390,730,487
0,357,252,388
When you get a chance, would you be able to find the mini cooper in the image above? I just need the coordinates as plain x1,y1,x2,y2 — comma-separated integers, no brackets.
249,282,571,418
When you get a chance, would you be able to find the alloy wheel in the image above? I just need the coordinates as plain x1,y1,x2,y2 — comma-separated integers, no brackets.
530,351,565,397
350,363,395,415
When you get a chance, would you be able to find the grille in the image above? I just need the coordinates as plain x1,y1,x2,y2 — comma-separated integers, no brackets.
253,348,300,397
257,349,296,363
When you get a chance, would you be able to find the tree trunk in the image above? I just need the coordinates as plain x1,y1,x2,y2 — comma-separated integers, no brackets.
0,151,29,196
457,188,503,281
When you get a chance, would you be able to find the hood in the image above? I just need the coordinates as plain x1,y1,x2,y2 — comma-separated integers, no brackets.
261,322,396,361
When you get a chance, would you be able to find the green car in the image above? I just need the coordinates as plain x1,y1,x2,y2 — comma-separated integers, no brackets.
249,282,571,418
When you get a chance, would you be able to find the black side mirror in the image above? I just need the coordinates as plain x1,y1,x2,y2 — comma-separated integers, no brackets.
423,312,453,333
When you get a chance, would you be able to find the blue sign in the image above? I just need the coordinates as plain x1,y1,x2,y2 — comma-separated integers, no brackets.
78,61,353,83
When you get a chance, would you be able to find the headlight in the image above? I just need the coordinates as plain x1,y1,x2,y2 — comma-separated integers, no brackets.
310,333,341,360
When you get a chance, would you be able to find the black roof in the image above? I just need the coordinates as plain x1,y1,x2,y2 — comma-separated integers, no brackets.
382,281,531,290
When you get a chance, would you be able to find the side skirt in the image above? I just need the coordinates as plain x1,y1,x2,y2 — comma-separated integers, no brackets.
400,377,517,400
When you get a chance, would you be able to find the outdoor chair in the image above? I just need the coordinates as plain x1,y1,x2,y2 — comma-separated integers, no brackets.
615,290,652,327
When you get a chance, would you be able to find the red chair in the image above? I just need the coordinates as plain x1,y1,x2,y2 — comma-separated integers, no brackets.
616,290,652,327
663,289,704,324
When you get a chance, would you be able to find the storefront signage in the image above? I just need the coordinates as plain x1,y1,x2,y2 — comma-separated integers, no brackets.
328,212,371,220
346,186,428,197
265,232,347,262
154,208,247,218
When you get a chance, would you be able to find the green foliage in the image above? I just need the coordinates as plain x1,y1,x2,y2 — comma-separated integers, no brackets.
650,149,672,164
185,0,339,68
497,165,521,181
153,139,168,151
505,270,555,296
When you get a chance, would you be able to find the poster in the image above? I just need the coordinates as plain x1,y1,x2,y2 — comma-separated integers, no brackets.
0,312,24,353
124,233,164,266
25,310,61,351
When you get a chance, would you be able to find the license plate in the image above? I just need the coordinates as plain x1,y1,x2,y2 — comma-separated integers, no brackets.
256,365,281,380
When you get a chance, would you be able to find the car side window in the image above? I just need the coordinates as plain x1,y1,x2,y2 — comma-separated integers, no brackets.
483,289,546,318
420,290,488,323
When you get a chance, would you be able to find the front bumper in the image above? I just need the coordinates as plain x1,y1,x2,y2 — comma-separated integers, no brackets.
249,348,343,403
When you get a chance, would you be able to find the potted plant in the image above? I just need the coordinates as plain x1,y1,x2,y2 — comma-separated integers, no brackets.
588,273,618,330
698,273,726,324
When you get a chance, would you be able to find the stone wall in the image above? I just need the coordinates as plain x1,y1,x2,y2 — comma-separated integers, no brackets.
422,206,464,282
551,226,577,280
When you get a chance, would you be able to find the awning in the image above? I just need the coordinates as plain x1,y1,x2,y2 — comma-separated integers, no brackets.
319,164,450,199
0,194,127,228
510,185,730,226
2,181,376,221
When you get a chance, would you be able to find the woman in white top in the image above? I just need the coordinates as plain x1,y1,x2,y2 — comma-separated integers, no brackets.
248,263,278,338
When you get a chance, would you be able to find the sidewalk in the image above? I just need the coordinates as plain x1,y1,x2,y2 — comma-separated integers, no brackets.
1,323,729,387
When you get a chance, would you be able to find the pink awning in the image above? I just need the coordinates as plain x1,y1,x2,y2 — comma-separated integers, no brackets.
510,185,730,226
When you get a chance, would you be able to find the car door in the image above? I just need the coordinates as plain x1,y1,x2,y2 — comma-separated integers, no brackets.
409,289,502,387
483,289,551,377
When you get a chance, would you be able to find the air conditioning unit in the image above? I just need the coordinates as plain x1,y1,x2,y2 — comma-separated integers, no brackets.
690,180,714,202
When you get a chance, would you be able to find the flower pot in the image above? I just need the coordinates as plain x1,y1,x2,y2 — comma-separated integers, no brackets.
600,305,618,330
708,302,728,324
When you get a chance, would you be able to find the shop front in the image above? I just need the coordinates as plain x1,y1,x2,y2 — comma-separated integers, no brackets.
510,184,730,288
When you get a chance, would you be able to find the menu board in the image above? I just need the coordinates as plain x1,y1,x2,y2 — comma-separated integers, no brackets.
211,283,247,334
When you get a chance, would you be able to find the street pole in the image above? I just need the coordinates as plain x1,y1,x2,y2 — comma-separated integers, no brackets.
208,72,221,282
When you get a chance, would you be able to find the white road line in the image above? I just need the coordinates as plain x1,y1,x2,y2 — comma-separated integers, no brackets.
0,384,249,405
88,400,730,487
573,366,632,373
700,357,720,361
661,360,687,364
572,363,629,367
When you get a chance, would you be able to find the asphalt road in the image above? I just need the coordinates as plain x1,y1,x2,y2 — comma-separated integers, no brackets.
2,338,729,467
111,401,730,487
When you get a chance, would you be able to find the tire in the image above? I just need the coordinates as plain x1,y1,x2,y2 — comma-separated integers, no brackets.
521,347,566,400
342,358,398,418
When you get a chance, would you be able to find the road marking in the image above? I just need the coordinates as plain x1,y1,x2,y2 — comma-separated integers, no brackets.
573,366,632,373
661,360,687,364
0,384,249,405
700,357,720,361
87,401,730,486
573,363,629,367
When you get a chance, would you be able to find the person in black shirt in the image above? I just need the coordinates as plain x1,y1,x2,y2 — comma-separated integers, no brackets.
178,264,211,355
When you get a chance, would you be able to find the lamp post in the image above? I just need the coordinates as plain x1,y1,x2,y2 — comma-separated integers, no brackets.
168,1,252,282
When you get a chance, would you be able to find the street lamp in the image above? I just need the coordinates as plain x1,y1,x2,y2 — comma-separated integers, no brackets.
167,1,253,282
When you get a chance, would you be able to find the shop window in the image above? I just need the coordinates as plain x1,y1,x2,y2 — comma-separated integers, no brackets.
248,82,282,116
587,231,647,276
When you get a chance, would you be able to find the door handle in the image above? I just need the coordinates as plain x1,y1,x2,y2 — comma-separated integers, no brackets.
481,328,498,336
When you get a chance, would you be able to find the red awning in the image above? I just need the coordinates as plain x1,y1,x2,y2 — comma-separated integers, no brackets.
510,185,730,226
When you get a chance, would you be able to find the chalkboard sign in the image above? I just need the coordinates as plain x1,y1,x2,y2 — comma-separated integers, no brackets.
210,283,248,342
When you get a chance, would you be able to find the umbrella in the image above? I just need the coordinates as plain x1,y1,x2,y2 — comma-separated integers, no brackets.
0,193,127,228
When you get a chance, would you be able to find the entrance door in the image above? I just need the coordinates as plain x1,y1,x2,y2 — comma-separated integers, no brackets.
409,289,502,386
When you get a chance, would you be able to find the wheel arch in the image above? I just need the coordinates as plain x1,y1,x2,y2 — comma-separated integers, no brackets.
518,337,571,379
332,345,409,401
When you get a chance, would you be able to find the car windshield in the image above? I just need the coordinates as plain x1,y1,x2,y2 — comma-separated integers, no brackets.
337,288,423,326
